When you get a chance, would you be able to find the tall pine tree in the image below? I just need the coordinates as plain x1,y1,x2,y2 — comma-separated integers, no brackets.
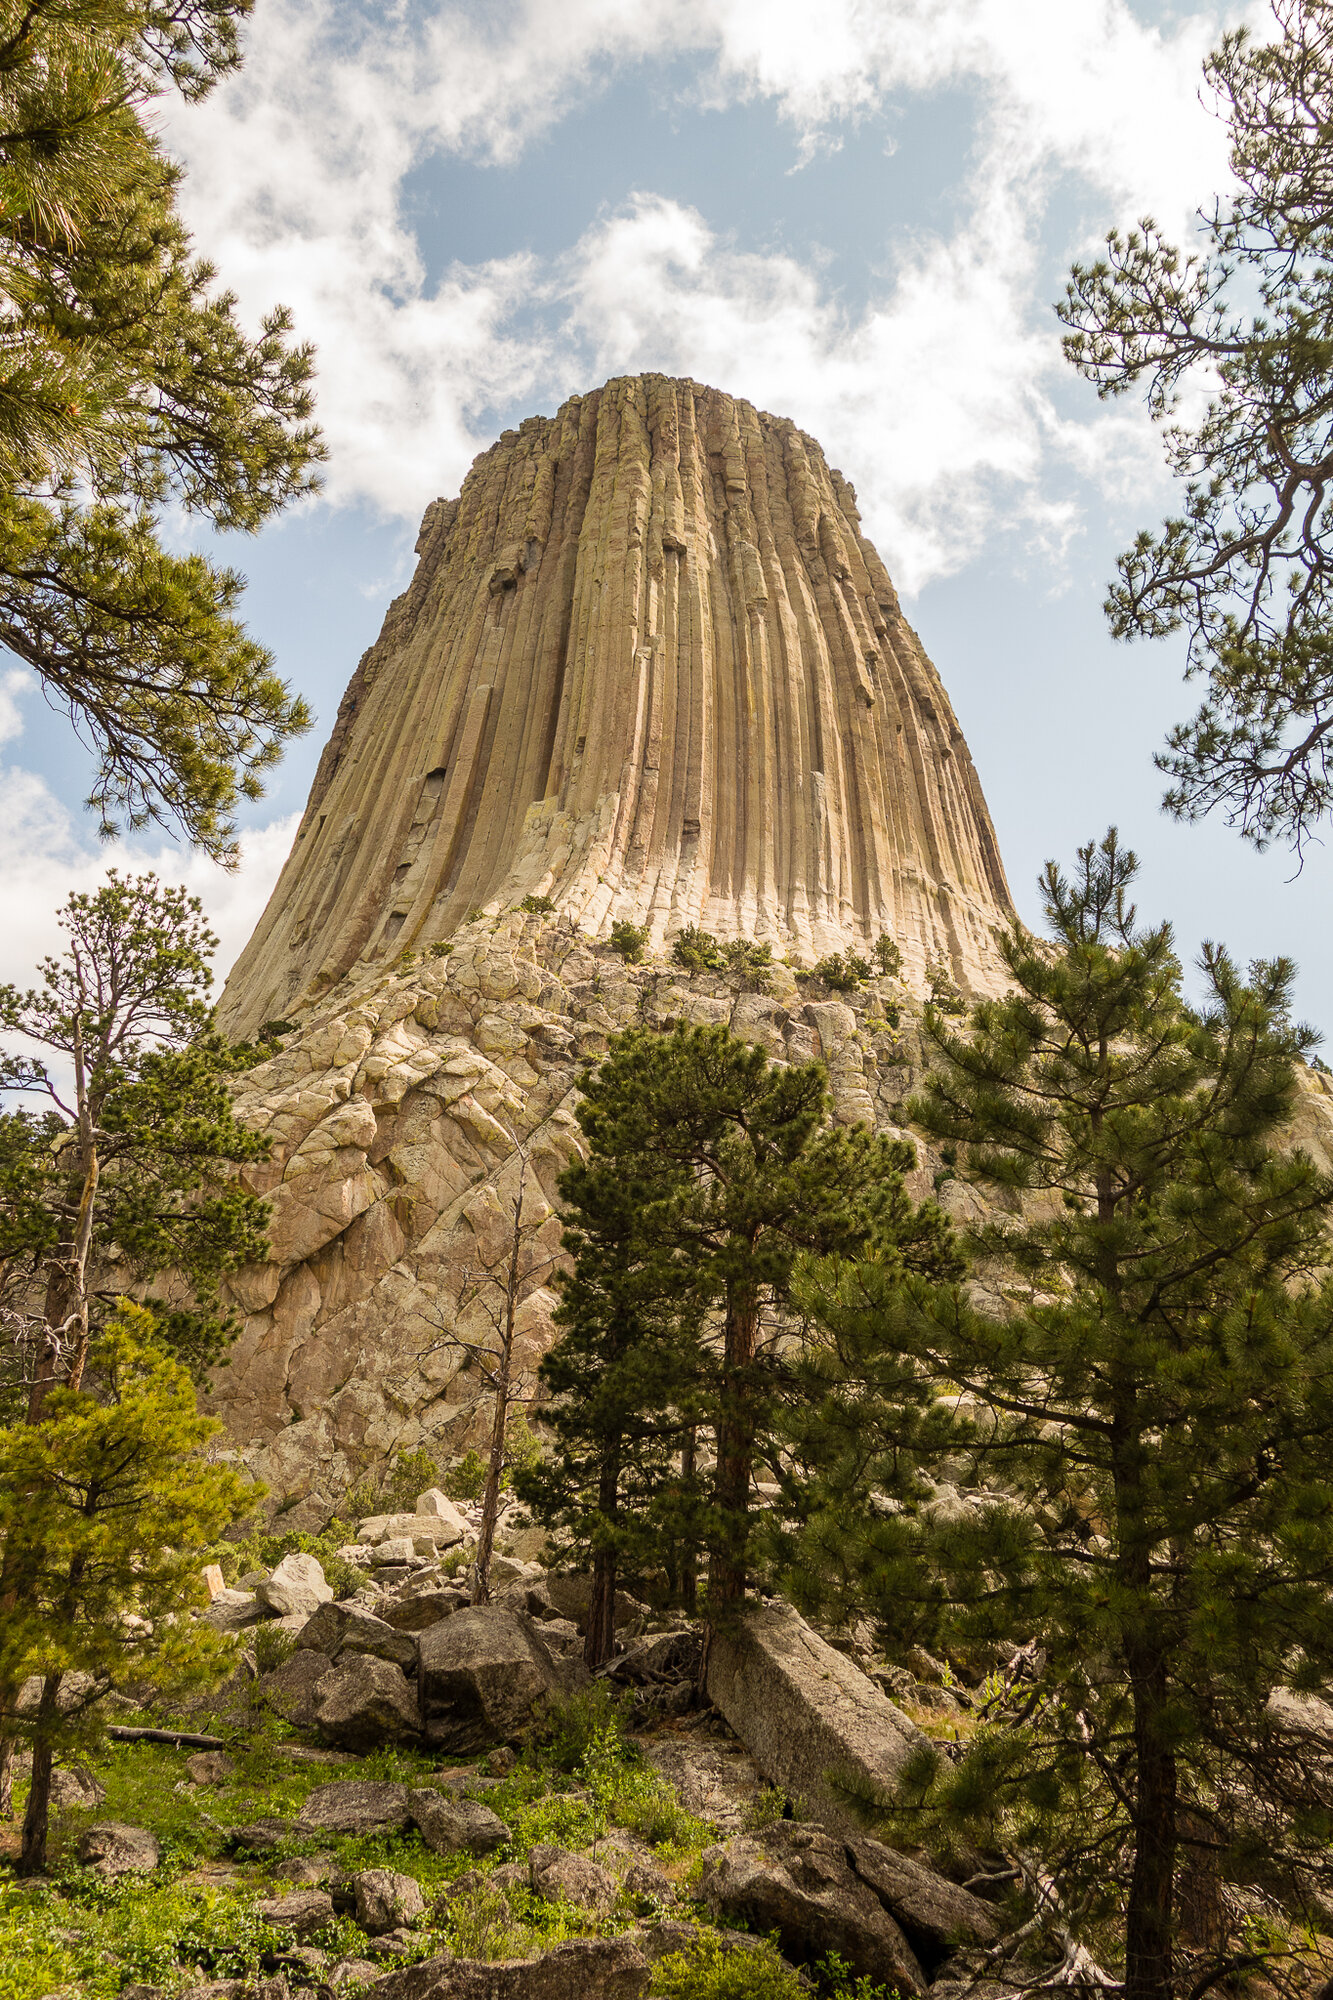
789,833,1333,2000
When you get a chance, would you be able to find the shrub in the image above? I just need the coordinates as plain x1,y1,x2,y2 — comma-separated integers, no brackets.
539,1680,634,1773
608,920,649,963
441,1449,486,1502
655,1933,807,2000
723,939,773,992
520,895,555,915
806,951,871,993
926,961,966,1014
382,1446,439,1513
251,1623,298,1674
872,935,903,979
671,925,726,973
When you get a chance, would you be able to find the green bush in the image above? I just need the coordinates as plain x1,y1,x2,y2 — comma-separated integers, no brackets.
521,895,556,915
724,939,773,992
609,920,649,963
671,925,726,973
655,1933,807,2000
442,1449,486,1501
925,961,966,1015
251,1622,297,1674
806,951,871,993
206,1523,362,1603
382,1446,440,1513
539,1681,634,1773
872,936,903,979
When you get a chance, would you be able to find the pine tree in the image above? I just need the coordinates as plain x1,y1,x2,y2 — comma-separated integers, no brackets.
0,871,271,1413
0,1303,250,1873
0,0,322,857
790,833,1333,2000
528,1022,960,1635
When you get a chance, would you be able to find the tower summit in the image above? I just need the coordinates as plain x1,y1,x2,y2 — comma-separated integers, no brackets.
221,375,1011,1037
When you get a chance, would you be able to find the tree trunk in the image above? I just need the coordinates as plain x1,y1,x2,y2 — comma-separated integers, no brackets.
17,1673,61,1875
0,1732,15,1816
680,1425,697,1618
709,1291,759,1611
1125,1653,1178,2000
472,1377,509,1607
584,1547,618,1670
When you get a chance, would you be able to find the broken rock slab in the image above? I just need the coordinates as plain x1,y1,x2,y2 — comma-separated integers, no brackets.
77,1822,161,1878
699,1824,925,1994
314,1654,423,1751
298,1780,413,1838
257,1552,334,1619
300,1600,419,1670
705,1600,928,1833
847,1837,1000,1954
363,1935,649,2000
354,1868,426,1935
409,1790,511,1856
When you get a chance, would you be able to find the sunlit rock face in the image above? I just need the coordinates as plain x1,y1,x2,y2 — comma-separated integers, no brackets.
220,375,1012,1043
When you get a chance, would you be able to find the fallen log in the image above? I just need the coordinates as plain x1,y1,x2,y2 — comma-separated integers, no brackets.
107,1726,229,1749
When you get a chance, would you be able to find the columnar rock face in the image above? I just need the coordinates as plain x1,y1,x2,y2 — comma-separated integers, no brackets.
221,375,1011,1041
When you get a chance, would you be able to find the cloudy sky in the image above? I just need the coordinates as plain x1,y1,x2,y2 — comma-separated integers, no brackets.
6,0,1329,1027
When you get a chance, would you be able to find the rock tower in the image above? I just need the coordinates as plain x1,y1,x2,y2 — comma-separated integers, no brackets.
221,375,1011,1041
212,377,1018,1518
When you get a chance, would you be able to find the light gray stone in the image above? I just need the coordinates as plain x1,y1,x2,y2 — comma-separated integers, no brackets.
300,1599,419,1670
353,1868,426,1935
362,1935,649,2000
257,1552,334,1619
528,1844,618,1914
848,1837,1000,1952
314,1654,423,1750
255,1890,336,1937
204,1588,265,1633
298,1780,413,1837
409,1790,511,1856
77,1822,160,1877
704,1599,929,1833
418,1606,568,1752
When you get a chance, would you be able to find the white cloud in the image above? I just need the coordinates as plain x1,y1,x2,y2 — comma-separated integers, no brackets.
0,768,298,996
153,0,1269,590
0,669,33,746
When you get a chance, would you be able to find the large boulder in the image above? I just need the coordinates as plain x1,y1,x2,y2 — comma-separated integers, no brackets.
353,1868,426,1935
51,1765,106,1809
528,1844,617,1914
300,1600,418,1670
314,1654,423,1750
847,1837,1000,1953
380,1589,467,1633
417,1607,568,1752
699,1825,926,1993
362,1935,648,2000
415,1490,471,1536
409,1790,511,1856
254,1890,335,1937
543,1575,644,1632
258,1649,334,1729
204,1587,265,1632
257,1552,334,1619
298,1780,412,1837
705,1600,928,1833
77,1822,160,1877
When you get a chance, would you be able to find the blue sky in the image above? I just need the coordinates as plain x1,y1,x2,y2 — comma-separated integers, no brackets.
6,0,1330,1031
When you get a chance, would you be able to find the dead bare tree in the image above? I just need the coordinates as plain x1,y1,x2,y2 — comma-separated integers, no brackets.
416,1153,560,1605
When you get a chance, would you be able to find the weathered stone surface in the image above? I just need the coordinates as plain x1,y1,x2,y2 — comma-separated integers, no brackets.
528,1844,618,1913
705,1599,929,1833
50,1764,106,1809
257,1552,334,1618
205,1588,265,1632
699,1826,926,1993
353,1869,426,1935
418,1606,566,1751
364,1936,648,2000
416,1490,471,1533
255,1891,336,1937
257,1648,333,1729
847,1837,1001,1951
409,1790,511,1856
77,1822,160,1877
299,1600,419,1670
230,1818,297,1853
358,1513,465,1551
641,1735,767,1833
380,1589,465,1633
298,1781,413,1837
314,1654,423,1749
185,1752,236,1786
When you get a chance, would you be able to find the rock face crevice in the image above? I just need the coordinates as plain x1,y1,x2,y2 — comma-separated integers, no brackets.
221,375,1012,1041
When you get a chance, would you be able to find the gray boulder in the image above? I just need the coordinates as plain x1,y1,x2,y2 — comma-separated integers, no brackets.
362,1935,648,2000
205,1587,265,1633
699,1825,925,1993
847,1837,1000,1952
300,1599,418,1670
380,1589,467,1633
705,1599,929,1834
528,1843,618,1914
543,1575,646,1631
314,1653,423,1750
77,1822,160,1877
257,1552,334,1619
409,1790,511,1856
185,1752,236,1787
50,1764,106,1809
230,1817,297,1853
417,1606,568,1752
257,1649,333,1729
353,1868,426,1935
298,1780,413,1837
254,1890,335,1937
